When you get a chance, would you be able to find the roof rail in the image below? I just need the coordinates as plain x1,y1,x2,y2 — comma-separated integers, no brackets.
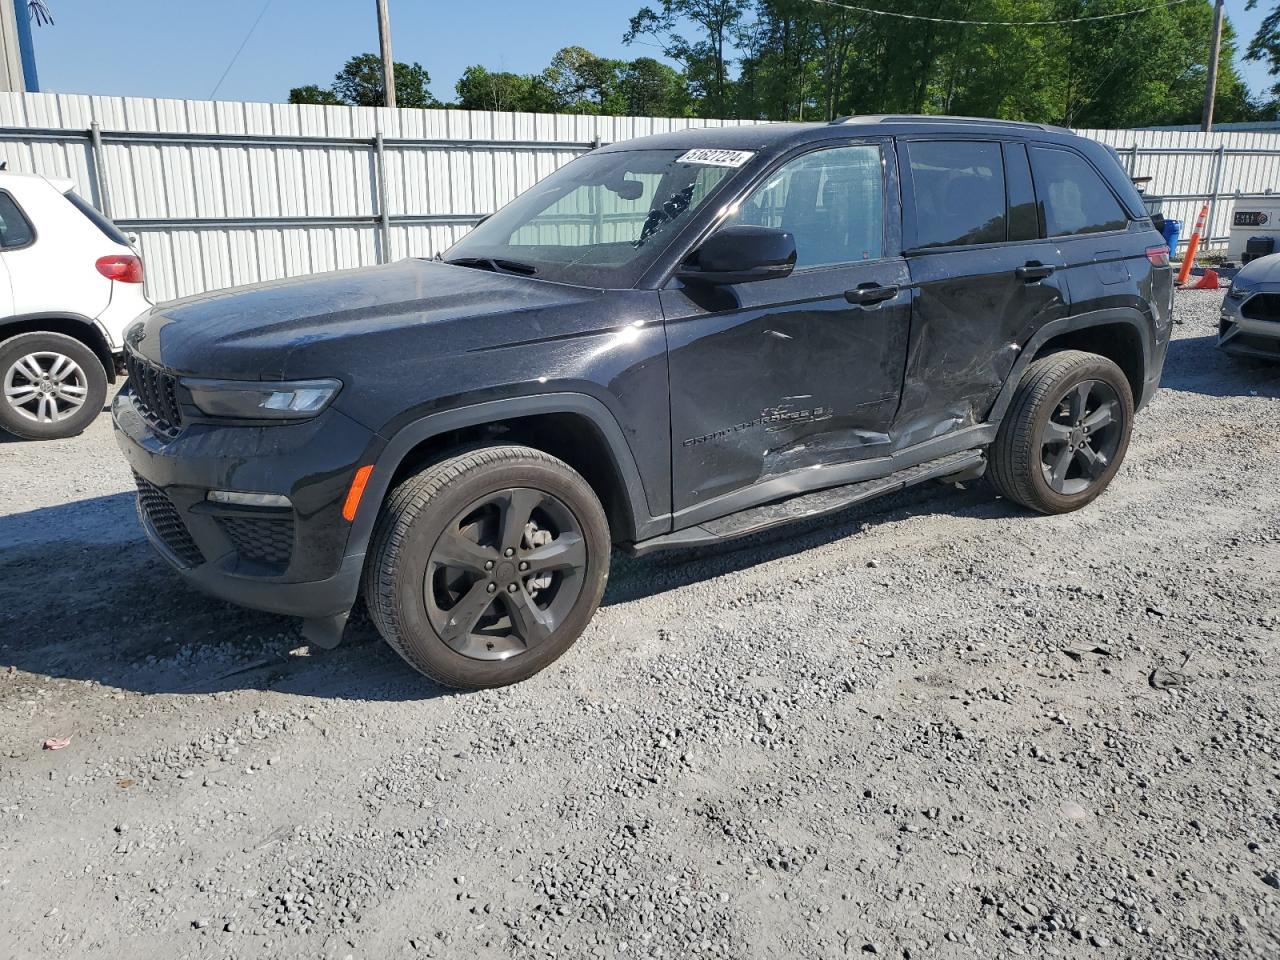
830,114,1069,133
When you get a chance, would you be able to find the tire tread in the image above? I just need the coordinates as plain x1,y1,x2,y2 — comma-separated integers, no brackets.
990,349,1131,514
362,444,602,689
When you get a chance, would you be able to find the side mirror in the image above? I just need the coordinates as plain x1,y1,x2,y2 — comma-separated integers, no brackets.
677,224,797,285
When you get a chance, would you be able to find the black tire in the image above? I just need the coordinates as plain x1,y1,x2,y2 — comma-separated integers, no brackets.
362,445,610,689
990,350,1134,515
0,331,108,440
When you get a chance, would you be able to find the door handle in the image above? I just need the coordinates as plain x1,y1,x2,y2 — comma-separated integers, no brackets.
1016,262,1055,282
844,283,900,306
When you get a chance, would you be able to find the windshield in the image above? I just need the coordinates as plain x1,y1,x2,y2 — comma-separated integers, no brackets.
443,149,740,288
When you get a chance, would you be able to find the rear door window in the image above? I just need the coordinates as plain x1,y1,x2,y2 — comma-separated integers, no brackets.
907,141,1006,248
0,192,34,248
1029,147,1129,237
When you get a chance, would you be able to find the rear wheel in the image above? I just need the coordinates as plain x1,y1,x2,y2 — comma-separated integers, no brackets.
0,331,108,440
990,350,1134,514
363,445,610,689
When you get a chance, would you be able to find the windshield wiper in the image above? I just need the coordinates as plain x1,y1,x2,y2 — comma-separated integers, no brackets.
444,256,538,276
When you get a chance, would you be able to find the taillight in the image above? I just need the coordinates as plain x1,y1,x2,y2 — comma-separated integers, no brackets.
96,254,144,283
1146,245,1170,268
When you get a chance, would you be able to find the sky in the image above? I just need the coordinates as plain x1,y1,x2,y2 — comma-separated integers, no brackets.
21,0,1279,105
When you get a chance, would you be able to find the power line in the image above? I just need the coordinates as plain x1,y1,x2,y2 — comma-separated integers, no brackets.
801,0,1196,28
209,0,275,100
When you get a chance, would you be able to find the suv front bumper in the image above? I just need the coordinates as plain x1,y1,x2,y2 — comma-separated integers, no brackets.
112,388,380,619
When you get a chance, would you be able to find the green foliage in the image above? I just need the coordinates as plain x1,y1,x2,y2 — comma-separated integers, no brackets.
291,53,440,108
288,85,345,107
453,48,689,117
290,3,1271,126
625,1,746,116
455,66,559,112
331,53,440,108
726,0,1264,126
1247,0,1280,104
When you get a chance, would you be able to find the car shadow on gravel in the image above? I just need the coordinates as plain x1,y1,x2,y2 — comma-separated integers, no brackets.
0,493,447,702
605,480,1021,605
2,482,1025,699
1161,334,1280,398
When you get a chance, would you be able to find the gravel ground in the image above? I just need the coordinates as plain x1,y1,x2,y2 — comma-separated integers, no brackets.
1,289,1278,960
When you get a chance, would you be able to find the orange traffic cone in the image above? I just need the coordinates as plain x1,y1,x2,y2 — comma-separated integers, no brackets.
1191,269,1220,290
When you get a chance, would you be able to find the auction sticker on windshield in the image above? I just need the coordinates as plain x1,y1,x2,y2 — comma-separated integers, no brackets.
677,149,755,167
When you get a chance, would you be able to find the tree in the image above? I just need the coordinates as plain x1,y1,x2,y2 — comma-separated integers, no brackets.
455,66,559,112
289,53,440,108
288,85,345,106
619,57,690,115
331,53,440,108
1247,0,1280,104
541,46,623,111
625,0,745,117
732,0,1261,128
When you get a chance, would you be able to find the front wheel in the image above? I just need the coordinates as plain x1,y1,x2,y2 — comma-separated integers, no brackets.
990,350,1135,514
363,445,610,689
0,332,108,440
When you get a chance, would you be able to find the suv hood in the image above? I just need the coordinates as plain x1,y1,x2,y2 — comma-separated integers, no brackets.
130,259,601,380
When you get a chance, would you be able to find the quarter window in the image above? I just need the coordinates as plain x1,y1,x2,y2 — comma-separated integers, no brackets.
724,144,884,268
1030,147,1128,237
908,141,1006,248
0,193,34,248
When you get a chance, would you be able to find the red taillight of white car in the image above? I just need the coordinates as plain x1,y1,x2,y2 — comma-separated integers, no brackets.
1145,245,1171,268
95,254,145,283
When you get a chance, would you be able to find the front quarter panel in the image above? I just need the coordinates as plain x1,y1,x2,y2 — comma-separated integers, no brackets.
340,288,673,525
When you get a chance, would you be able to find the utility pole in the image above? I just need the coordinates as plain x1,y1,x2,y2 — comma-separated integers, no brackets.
1201,0,1225,132
376,0,396,109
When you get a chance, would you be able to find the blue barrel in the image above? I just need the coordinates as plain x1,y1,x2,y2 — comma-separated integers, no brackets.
1162,218,1182,258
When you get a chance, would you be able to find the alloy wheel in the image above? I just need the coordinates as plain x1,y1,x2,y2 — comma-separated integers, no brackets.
1039,379,1125,496
3,351,90,424
424,487,589,661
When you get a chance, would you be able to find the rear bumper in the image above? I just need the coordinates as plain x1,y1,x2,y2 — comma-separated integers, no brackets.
1139,332,1171,411
113,388,379,619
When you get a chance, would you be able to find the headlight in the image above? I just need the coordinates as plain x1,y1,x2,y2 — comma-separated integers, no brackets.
181,378,342,420
1226,276,1253,300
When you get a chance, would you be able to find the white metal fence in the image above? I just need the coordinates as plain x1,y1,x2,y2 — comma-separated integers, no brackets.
0,92,761,301
1080,126,1280,258
1,91,1277,302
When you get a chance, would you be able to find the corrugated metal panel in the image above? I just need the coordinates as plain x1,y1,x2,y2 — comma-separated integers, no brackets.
1,92,1272,299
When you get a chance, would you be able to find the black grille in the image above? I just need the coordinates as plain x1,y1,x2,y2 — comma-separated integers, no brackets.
124,348,183,437
134,474,203,567
1241,294,1280,323
217,515,295,567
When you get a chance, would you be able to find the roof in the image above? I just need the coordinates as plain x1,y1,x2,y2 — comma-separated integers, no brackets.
598,115,1079,154
0,169,75,193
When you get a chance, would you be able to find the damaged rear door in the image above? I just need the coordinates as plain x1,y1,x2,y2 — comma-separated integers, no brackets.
895,138,1069,448
662,138,911,513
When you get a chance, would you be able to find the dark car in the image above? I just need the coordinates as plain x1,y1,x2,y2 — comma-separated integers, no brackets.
114,115,1174,689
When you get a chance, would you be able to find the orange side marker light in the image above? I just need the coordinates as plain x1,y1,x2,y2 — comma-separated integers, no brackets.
342,465,375,522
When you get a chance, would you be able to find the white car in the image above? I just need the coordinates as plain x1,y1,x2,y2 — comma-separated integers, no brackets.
0,170,152,439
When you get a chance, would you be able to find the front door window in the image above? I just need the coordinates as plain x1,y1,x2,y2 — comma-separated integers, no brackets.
723,144,885,268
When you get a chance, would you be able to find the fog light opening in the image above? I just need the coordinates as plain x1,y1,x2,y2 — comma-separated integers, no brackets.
207,490,292,508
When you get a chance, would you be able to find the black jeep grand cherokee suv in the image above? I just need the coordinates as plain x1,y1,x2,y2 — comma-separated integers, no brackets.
115,116,1174,688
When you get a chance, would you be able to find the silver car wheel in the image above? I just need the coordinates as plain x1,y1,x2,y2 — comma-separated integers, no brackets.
3,351,90,424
